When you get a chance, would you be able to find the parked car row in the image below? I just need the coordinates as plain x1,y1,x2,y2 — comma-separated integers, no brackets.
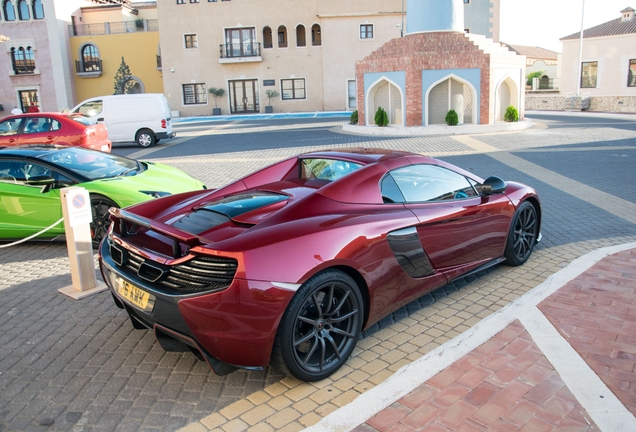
0,93,175,150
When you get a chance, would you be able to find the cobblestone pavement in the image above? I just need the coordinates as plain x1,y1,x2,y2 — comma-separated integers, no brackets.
1,114,635,431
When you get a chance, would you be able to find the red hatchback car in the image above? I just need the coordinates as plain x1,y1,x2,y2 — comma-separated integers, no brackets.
0,112,111,152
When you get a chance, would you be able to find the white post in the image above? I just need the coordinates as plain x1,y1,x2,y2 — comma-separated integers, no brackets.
58,187,108,300
576,0,586,97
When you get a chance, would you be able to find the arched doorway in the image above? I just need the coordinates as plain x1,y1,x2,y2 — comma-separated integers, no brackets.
366,78,403,126
495,76,519,122
427,76,475,125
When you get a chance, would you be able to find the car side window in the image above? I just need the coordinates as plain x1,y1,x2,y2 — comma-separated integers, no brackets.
24,118,60,133
75,100,103,117
387,164,478,203
0,118,23,136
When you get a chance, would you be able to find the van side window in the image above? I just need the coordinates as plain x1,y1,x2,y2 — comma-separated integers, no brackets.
75,100,103,117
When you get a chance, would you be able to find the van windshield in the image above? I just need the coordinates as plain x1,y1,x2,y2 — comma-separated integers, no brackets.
69,115,97,126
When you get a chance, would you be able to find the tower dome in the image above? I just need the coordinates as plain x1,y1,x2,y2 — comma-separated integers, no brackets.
406,0,465,35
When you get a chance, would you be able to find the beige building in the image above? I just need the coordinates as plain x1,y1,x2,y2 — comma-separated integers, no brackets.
560,7,636,98
156,0,500,117
501,43,559,90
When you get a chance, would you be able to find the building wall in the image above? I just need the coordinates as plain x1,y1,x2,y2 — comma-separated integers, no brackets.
0,0,92,114
157,0,495,117
70,32,163,104
560,34,636,96
464,0,498,40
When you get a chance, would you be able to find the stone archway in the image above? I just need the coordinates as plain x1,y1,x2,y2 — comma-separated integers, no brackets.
427,76,475,125
496,75,519,121
366,78,403,126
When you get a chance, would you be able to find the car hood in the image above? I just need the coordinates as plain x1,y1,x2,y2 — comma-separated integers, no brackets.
85,161,205,207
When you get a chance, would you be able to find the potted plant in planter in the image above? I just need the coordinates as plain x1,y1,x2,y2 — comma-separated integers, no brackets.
265,90,279,113
208,87,226,115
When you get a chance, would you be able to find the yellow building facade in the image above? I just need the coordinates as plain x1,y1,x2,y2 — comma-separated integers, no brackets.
69,2,163,106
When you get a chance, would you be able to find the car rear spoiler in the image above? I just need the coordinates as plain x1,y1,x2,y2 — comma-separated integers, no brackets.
109,207,202,258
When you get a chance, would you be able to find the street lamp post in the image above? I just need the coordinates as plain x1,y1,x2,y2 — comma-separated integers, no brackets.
576,0,586,97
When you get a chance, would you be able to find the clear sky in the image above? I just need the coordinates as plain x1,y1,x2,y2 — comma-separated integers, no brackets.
499,0,632,52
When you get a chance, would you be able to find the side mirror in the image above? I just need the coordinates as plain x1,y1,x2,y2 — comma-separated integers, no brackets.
481,176,507,195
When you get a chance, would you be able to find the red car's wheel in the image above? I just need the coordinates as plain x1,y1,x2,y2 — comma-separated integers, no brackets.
504,201,538,266
91,195,118,248
272,270,363,381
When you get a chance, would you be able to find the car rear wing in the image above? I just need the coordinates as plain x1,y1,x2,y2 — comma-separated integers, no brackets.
109,207,202,258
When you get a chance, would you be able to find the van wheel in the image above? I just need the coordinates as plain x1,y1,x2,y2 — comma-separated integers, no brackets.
136,129,156,147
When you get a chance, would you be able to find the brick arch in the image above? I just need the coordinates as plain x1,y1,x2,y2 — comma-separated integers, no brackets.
424,74,477,126
495,75,519,122
365,76,404,126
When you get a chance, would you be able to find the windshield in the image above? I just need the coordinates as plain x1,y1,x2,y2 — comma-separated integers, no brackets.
69,115,97,126
38,147,143,180
300,158,363,181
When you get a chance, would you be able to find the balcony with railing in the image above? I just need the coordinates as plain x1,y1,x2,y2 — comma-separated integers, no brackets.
219,42,262,64
69,19,159,36
156,54,162,70
75,59,103,77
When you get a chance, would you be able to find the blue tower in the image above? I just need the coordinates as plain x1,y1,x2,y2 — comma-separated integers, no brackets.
406,0,465,35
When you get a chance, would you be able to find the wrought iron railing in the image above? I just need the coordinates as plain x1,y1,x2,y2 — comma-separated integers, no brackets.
219,42,261,59
75,59,103,73
70,19,158,36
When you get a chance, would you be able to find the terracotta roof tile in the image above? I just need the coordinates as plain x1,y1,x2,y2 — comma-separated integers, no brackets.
561,13,636,40
501,43,559,60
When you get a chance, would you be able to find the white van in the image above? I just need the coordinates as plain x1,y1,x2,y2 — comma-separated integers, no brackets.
72,94,175,147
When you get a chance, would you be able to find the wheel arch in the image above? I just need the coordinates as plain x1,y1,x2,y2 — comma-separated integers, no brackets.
330,264,371,330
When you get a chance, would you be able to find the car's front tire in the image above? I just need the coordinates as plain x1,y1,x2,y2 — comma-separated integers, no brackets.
271,269,363,381
136,129,156,147
91,195,118,248
504,201,538,266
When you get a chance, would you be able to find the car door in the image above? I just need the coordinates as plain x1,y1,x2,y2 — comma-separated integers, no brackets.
0,117,25,147
385,164,515,279
0,158,64,239
17,117,60,145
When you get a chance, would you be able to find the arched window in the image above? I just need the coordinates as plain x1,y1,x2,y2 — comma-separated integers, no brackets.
311,24,321,46
32,0,43,19
81,44,101,72
262,26,272,49
4,1,16,21
277,25,287,48
11,46,35,74
17,0,28,20
296,24,306,47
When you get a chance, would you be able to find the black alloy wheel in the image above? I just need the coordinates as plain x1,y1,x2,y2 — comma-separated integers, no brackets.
504,201,538,266
90,195,118,248
272,270,363,381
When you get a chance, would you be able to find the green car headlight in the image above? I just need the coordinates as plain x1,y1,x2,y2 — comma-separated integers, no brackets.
140,191,172,199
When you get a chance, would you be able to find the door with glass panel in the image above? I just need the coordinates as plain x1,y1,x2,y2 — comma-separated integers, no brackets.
229,80,259,114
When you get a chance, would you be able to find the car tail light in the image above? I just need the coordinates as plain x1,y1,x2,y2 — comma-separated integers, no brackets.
161,119,167,129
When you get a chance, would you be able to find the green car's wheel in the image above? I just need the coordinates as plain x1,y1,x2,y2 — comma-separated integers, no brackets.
91,195,118,248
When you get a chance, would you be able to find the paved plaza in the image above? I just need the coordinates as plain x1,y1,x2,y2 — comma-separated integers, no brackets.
1,112,635,431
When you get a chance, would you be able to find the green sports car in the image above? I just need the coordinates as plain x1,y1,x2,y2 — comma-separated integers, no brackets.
0,145,206,245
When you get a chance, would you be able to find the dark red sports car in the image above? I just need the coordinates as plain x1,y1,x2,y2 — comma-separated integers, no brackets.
99,148,541,381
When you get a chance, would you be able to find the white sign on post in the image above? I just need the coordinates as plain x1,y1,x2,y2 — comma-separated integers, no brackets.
65,188,92,228
58,186,108,300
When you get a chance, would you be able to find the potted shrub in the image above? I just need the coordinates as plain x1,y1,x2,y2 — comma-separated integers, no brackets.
135,18,144,30
349,110,358,125
445,109,458,126
374,107,388,127
265,90,279,113
504,105,519,122
208,87,226,115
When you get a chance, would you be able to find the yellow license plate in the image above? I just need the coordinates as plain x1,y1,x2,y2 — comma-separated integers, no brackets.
115,278,155,312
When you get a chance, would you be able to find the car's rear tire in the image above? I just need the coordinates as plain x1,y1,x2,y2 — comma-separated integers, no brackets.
91,195,118,248
271,269,363,381
136,129,156,147
504,201,538,266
